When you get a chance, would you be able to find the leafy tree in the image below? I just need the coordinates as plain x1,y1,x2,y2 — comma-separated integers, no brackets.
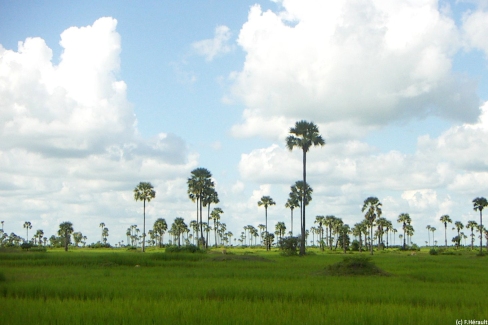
133,182,156,252
72,232,83,247
23,221,32,243
153,218,168,248
187,168,214,247
258,195,276,250
473,197,488,254
286,120,325,255
439,215,452,248
58,221,74,252
362,197,382,255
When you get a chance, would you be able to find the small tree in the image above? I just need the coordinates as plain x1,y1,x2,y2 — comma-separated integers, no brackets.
58,222,74,252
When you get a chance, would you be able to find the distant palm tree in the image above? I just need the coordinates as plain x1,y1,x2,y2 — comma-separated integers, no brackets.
397,213,411,250
314,215,325,250
275,221,286,242
153,218,168,248
202,188,219,247
99,222,105,242
439,215,452,248
258,195,276,250
23,221,32,243
286,120,325,255
430,227,436,246
187,168,214,247
58,221,74,252
426,225,431,247
285,194,300,236
473,197,488,254
453,221,463,248
466,220,478,250
134,182,156,252
362,197,382,255
211,207,223,247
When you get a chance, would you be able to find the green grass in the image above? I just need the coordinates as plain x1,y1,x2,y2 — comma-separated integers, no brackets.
0,248,487,324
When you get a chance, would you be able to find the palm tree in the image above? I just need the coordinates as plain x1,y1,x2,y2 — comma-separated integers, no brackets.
202,188,219,247
102,227,109,244
397,213,411,250
211,207,223,247
275,222,286,242
258,195,276,250
286,120,325,255
426,225,431,247
171,217,188,247
453,221,464,248
34,229,44,246
290,181,313,232
187,168,214,247
466,220,478,250
58,221,74,252
473,197,488,254
439,215,452,248
362,197,382,255
23,221,32,243
257,224,266,245
314,215,325,250
99,222,105,242
285,194,300,236
153,218,168,248
430,227,436,247
133,182,156,252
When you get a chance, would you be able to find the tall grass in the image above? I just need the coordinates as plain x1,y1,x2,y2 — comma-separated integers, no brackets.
1,250,486,324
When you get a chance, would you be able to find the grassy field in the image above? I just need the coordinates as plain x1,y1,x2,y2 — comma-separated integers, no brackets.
0,247,487,324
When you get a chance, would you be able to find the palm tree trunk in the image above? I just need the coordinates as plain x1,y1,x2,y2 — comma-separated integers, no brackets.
444,224,447,248
142,199,146,252
200,196,204,247
300,149,306,256
480,210,483,254
207,204,211,248
370,225,374,255
290,209,293,236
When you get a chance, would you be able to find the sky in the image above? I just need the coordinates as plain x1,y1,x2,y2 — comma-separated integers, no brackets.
1,0,488,247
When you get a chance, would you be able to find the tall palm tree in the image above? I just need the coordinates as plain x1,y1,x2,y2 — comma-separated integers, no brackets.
258,195,276,250
102,227,109,244
286,120,325,255
285,194,300,236
99,222,105,243
290,181,313,232
153,218,168,248
58,221,74,252
453,221,464,248
473,197,488,254
430,227,436,246
466,220,478,250
439,215,452,248
397,213,411,250
426,225,431,247
133,182,156,252
314,215,326,250
172,217,188,247
23,221,32,243
211,207,223,247
362,197,382,255
187,168,214,247
202,188,219,247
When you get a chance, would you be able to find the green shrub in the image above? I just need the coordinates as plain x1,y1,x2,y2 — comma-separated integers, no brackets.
165,245,203,253
278,237,299,256
350,240,360,251
0,272,5,282
429,248,438,255
21,243,33,251
321,255,389,276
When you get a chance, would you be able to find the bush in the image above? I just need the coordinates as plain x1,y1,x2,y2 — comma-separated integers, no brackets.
165,245,203,253
21,243,33,251
429,248,438,255
322,255,388,276
278,236,299,256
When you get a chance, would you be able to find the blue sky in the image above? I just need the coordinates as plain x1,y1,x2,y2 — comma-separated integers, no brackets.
1,0,488,247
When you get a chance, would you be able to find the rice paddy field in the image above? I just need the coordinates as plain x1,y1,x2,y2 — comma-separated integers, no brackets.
1,247,487,324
